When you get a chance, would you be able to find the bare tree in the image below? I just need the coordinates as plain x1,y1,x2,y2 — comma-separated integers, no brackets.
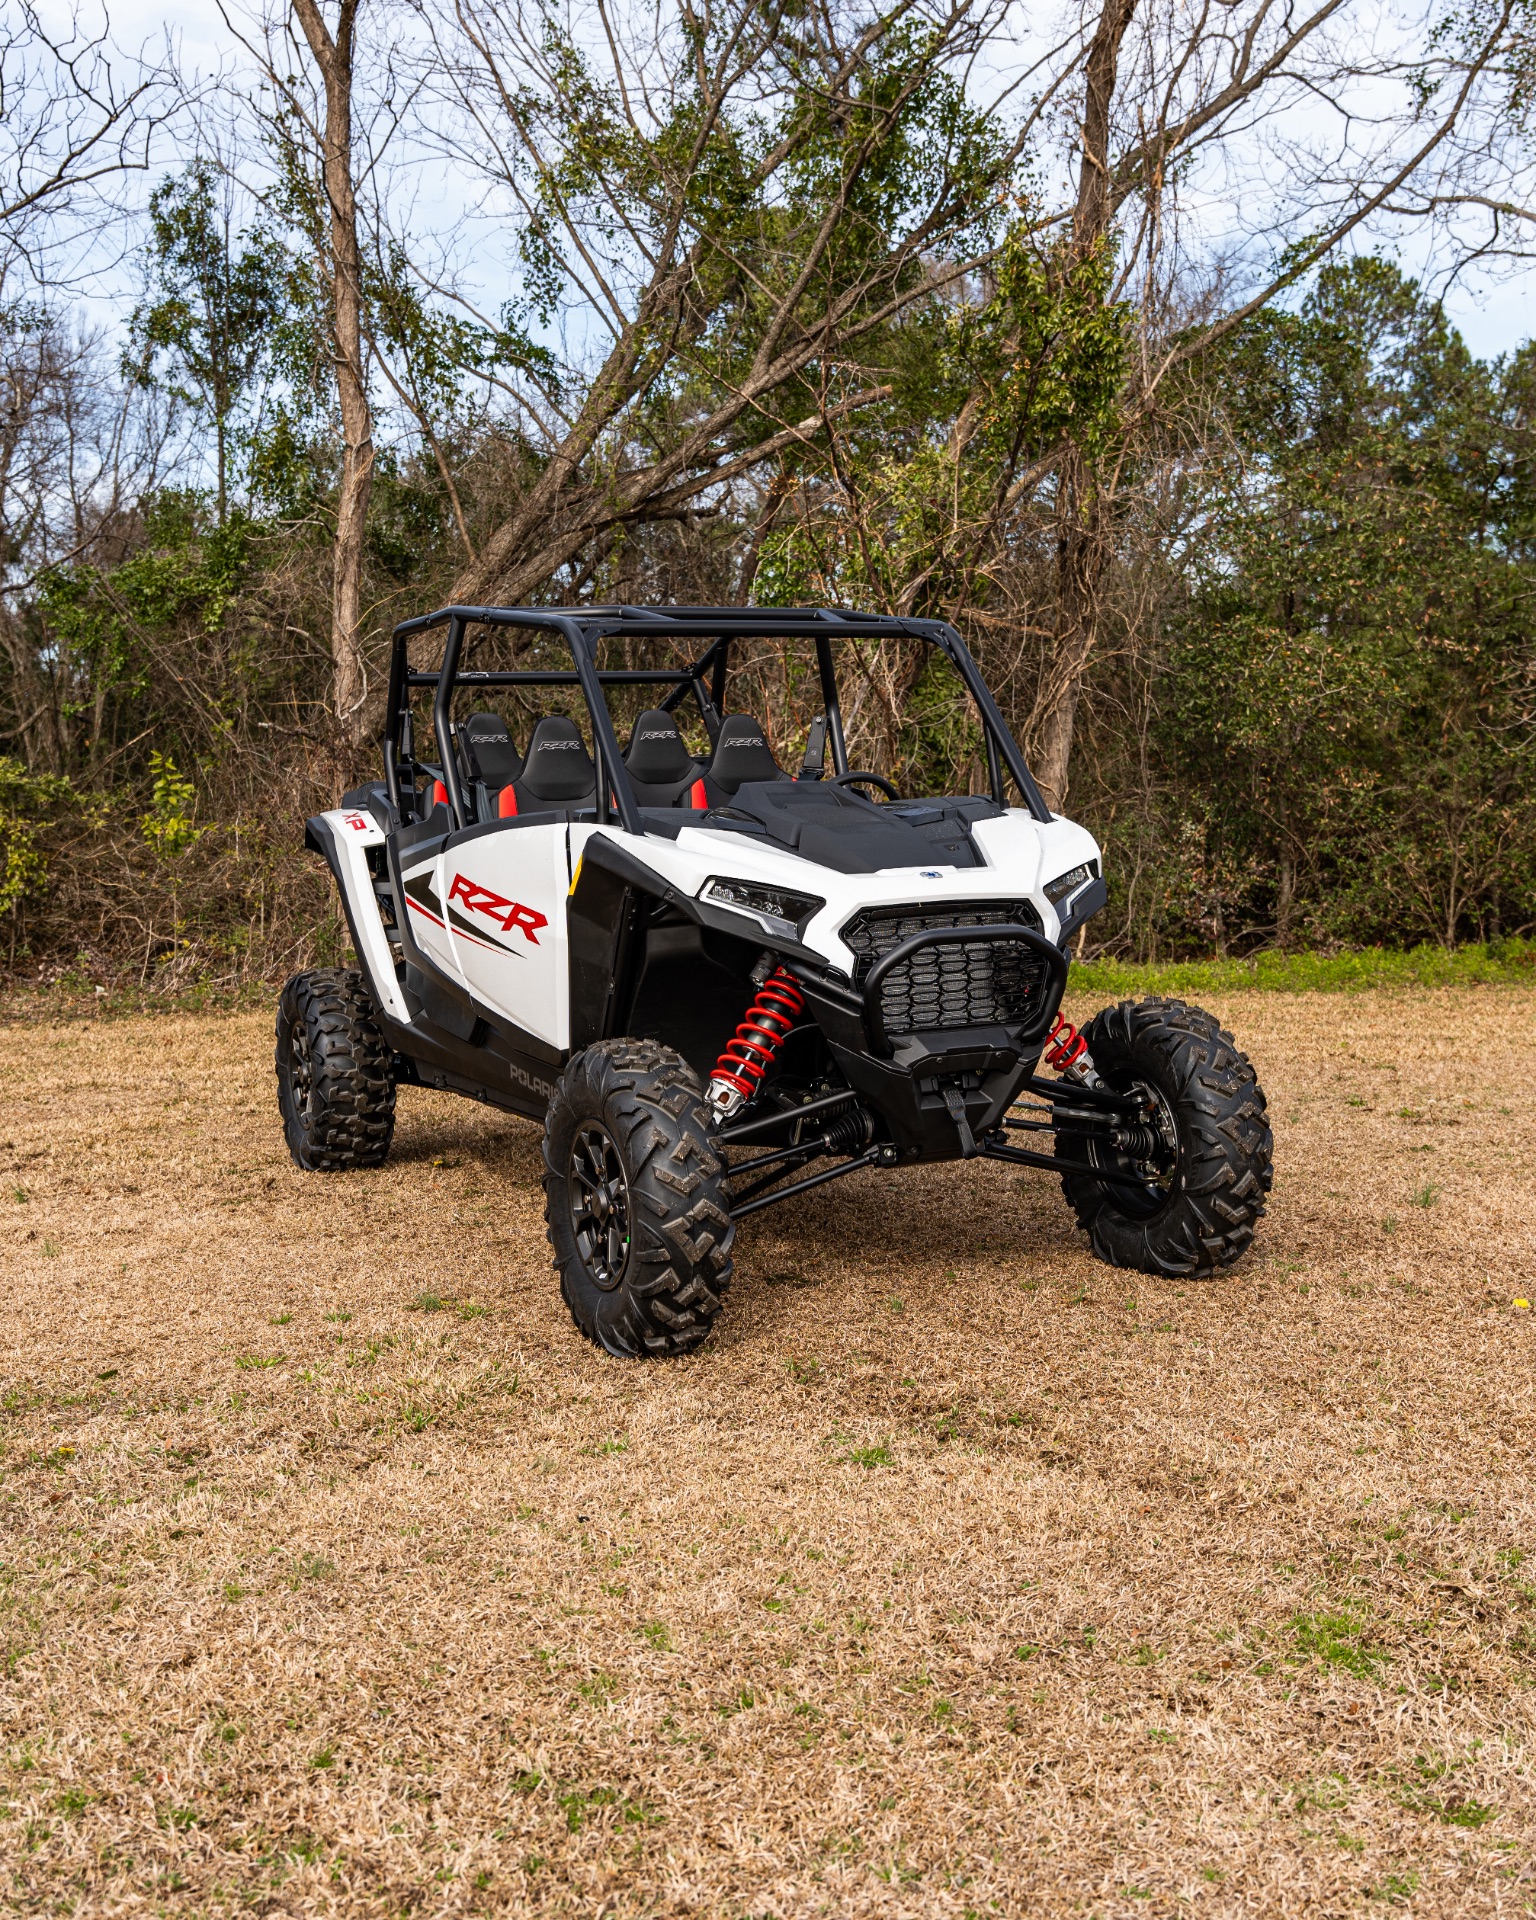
405,0,1053,608
1018,0,1528,808
1,2,170,289
284,0,374,743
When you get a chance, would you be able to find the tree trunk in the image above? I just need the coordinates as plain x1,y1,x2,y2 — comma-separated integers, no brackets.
1031,0,1136,813
292,0,373,747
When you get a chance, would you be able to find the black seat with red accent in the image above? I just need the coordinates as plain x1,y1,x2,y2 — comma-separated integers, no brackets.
458,711,523,821
697,712,790,808
498,714,597,818
623,709,704,808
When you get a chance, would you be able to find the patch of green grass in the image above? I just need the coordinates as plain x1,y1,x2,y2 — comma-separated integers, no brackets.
1372,1870,1420,1902
1291,1610,1380,1677
636,1620,671,1651
1411,1182,1440,1208
268,1313,292,1326
233,1353,283,1370
1071,937,1536,997
324,1310,353,1324
846,1443,892,1469
409,1292,445,1313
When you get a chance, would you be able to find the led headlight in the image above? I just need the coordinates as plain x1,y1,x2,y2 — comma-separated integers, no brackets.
1043,860,1096,905
700,876,825,938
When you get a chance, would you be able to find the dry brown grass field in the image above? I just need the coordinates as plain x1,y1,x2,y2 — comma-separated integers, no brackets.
3,989,1535,1918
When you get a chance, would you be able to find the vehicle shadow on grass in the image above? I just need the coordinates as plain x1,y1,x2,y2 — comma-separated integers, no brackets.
731,1157,1081,1305
387,1109,545,1173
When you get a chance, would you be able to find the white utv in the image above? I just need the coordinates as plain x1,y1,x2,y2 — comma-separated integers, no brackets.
278,605,1272,1356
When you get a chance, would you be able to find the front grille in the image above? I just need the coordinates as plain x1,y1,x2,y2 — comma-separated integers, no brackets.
841,901,1048,1038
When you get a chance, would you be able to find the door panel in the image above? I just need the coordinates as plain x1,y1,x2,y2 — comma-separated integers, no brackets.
397,847,466,986
441,824,570,1048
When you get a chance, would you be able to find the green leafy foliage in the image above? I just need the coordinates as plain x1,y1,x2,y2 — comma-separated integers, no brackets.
127,163,288,520
1135,259,1535,951
0,759,75,916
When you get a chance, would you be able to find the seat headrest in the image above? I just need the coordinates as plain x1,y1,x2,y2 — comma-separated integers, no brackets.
624,710,695,784
519,714,595,801
707,713,783,795
459,711,522,786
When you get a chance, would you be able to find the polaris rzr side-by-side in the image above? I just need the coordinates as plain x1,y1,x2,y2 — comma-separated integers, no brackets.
278,605,1273,1357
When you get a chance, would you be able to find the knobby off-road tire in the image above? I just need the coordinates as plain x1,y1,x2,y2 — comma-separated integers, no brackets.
544,1040,734,1358
1058,997,1272,1278
275,968,396,1171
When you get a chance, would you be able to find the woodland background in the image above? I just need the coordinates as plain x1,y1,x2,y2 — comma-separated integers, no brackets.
2,0,1534,991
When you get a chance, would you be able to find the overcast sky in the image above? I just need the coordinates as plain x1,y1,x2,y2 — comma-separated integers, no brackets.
46,0,1536,363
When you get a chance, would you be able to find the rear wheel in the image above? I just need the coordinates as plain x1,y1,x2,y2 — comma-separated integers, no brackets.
275,968,396,1170
1057,997,1271,1277
543,1040,734,1357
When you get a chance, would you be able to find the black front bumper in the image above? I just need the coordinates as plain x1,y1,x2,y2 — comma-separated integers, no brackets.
790,925,1069,1160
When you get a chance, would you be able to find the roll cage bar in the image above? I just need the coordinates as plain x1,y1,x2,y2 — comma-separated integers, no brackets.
382,604,1053,837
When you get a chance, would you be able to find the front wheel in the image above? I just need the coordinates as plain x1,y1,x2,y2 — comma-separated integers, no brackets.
543,1040,735,1357
1057,997,1272,1278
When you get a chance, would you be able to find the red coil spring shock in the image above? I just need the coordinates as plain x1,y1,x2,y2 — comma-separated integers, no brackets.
1043,1010,1104,1087
708,966,806,1119
1043,1010,1088,1074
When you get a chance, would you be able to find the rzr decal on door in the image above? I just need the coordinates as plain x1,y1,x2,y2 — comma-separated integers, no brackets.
444,872,549,955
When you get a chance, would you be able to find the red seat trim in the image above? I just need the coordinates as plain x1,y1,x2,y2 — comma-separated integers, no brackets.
497,786,518,818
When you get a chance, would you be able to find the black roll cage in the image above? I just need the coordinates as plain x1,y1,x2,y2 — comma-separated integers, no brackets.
383,604,1053,835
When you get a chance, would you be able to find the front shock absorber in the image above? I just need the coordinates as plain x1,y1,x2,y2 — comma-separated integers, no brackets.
707,966,806,1121
1043,1010,1105,1090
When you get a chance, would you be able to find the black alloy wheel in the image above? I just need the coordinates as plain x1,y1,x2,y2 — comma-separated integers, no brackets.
568,1121,632,1289
1056,996,1272,1277
274,968,396,1171
543,1039,735,1357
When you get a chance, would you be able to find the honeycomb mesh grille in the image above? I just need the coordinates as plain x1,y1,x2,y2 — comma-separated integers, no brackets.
841,901,1047,1037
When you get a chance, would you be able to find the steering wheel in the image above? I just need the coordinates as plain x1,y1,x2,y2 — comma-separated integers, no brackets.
831,770,899,802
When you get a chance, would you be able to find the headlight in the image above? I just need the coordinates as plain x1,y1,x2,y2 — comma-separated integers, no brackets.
700,876,825,938
1043,861,1096,905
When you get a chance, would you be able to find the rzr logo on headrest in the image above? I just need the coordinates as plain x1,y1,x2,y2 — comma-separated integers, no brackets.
538,738,581,751
448,874,549,945
731,735,764,748
638,729,673,741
